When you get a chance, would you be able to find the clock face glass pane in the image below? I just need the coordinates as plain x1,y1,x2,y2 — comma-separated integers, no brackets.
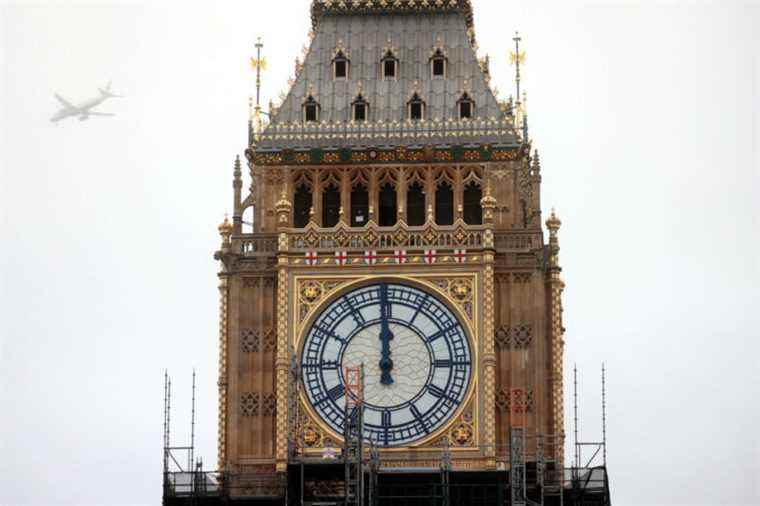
301,282,472,447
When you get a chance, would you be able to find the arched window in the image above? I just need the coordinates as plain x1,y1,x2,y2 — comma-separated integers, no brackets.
303,95,320,123
407,182,425,226
333,51,349,79
351,184,369,226
293,184,312,228
435,182,454,226
408,93,425,121
322,184,340,228
352,94,368,122
431,49,447,78
378,183,397,227
382,50,398,79
463,182,483,225
458,93,474,119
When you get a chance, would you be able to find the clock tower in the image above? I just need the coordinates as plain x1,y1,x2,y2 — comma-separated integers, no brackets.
212,1,569,503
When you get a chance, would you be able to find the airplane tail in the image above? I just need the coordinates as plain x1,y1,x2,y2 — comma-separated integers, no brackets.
98,81,122,98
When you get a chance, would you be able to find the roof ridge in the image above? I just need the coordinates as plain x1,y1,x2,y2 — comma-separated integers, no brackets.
311,0,474,30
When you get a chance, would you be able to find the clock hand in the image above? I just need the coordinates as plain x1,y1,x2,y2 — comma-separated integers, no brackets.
379,284,394,386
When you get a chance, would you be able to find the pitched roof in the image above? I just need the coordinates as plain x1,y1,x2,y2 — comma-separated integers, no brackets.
254,1,519,151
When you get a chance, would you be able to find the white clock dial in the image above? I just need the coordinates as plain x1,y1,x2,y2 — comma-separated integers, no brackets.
342,322,431,408
301,282,472,447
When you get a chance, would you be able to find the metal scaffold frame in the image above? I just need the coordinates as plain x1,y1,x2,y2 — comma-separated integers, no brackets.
161,364,611,506
343,365,365,506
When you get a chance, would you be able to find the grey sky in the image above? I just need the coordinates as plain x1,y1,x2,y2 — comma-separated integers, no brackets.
1,1,758,505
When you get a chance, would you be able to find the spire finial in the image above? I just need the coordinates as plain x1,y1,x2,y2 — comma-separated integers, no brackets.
234,154,241,174
250,37,267,138
510,31,526,103
532,149,541,172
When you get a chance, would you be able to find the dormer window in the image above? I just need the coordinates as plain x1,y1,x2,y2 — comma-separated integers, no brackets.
408,93,425,121
382,51,398,79
333,51,349,79
431,49,447,78
352,94,368,122
458,93,474,119
303,95,320,122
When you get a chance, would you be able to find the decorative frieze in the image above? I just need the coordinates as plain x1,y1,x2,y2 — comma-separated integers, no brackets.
247,143,522,167
495,388,534,414
241,328,276,353
494,323,533,350
241,393,261,417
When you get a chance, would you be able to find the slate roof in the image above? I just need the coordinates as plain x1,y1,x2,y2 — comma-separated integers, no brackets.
254,1,520,151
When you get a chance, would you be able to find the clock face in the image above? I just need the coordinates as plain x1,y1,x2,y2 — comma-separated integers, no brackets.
301,282,472,447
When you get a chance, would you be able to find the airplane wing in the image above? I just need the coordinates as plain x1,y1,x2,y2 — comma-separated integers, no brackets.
87,112,115,116
54,93,76,109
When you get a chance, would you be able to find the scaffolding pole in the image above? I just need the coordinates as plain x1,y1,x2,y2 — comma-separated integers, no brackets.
510,426,526,506
344,365,364,506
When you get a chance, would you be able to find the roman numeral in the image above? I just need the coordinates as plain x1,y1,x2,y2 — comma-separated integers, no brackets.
302,360,339,371
428,384,447,398
327,384,345,402
434,359,471,368
382,409,392,428
426,323,460,343
342,296,365,325
409,294,430,325
428,384,457,403
410,405,429,433
317,384,345,405
314,324,344,343
382,410,392,446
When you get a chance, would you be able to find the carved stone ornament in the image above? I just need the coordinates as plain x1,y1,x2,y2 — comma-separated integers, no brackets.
427,277,474,321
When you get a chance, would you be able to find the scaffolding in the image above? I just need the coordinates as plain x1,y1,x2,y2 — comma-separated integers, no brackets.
161,365,611,506
567,364,611,506
343,365,365,506
162,371,223,506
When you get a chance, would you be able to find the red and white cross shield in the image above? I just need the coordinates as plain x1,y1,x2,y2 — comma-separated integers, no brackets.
423,249,438,264
334,251,349,266
453,249,467,264
364,251,378,265
393,250,408,264
305,251,319,266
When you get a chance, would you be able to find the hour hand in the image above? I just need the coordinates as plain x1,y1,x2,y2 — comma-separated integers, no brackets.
379,325,394,385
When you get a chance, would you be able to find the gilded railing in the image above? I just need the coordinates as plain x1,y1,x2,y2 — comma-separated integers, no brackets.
232,226,541,257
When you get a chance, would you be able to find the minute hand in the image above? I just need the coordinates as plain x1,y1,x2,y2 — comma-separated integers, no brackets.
379,285,394,385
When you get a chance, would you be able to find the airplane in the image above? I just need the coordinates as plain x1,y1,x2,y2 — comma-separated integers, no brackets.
50,82,121,123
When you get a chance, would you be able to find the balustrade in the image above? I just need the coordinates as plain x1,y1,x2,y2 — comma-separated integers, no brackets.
231,227,540,257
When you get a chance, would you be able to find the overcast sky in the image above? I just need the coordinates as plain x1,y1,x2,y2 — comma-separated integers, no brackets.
1,1,758,505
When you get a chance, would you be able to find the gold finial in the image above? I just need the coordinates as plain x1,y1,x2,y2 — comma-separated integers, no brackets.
275,191,292,227
509,48,526,66
546,208,562,232
250,56,268,72
218,213,233,241
480,178,497,225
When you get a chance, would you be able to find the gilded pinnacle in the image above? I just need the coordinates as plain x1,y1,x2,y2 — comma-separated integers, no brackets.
546,208,562,232
218,213,233,236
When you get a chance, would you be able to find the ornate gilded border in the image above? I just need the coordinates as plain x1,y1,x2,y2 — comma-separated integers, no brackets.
290,273,481,453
